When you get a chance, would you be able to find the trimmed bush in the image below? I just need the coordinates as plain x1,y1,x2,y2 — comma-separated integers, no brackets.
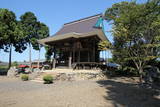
43,74,53,84
21,74,29,81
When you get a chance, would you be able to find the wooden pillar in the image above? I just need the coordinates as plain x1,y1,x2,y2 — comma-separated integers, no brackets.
73,46,75,63
68,51,72,69
78,41,81,63
53,51,56,69
93,39,95,62
87,50,90,62
78,49,80,62
78,41,81,69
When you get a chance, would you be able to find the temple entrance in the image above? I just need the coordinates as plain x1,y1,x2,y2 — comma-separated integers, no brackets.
51,36,100,69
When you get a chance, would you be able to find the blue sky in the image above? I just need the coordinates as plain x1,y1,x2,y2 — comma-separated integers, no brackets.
0,0,146,62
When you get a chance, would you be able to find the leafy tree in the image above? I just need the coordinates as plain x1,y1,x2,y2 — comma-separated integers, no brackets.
98,40,112,63
20,12,49,69
45,46,53,61
105,0,160,83
20,12,37,68
0,9,14,50
32,22,49,68
0,9,27,69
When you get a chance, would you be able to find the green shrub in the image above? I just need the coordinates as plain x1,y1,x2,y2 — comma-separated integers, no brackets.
21,74,29,81
43,74,53,84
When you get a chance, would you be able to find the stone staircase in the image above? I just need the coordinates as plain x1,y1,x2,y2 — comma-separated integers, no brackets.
30,72,57,83
30,76,44,83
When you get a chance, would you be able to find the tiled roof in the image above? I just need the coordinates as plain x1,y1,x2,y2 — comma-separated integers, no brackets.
53,14,102,36
38,14,107,45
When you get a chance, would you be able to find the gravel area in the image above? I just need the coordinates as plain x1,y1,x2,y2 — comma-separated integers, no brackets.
0,76,159,107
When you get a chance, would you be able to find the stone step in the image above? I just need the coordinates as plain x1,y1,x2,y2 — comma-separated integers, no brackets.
30,79,43,83
34,78,43,80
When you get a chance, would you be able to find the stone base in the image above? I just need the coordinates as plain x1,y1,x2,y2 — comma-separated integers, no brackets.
54,72,106,81
7,67,18,78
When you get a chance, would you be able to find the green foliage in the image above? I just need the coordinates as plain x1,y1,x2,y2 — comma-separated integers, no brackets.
21,74,29,81
98,40,112,51
11,61,18,67
43,74,53,84
108,58,114,63
31,22,49,50
45,46,53,61
0,8,16,51
13,21,28,53
20,12,38,47
0,8,27,52
0,9,49,69
20,12,49,51
20,12,49,68
105,0,160,81
0,8,28,68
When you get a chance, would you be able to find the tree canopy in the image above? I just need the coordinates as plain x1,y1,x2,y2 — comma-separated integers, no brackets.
0,9,16,51
20,12,49,68
105,0,160,82
0,9,49,69
0,9,28,68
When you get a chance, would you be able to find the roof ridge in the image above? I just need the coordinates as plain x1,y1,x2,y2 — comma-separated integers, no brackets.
64,13,102,26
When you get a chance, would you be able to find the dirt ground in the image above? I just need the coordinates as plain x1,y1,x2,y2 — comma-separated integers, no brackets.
0,76,159,107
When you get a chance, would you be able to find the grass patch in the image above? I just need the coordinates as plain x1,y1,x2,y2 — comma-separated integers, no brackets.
43,74,53,84
21,74,29,81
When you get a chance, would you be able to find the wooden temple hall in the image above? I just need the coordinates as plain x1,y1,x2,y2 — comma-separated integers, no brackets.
39,14,108,69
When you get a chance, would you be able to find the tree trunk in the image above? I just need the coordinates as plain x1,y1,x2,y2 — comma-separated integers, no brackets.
37,48,40,69
8,44,12,69
29,43,32,69
132,59,144,84
139,67,143,84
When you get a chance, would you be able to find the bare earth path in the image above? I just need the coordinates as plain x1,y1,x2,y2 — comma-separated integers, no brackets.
0,76,159,107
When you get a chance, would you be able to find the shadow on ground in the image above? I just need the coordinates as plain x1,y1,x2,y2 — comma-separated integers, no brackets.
97,79,160,107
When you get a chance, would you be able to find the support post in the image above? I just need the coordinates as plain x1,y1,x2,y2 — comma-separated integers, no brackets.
78,41,81,69
73,45,75,63
87,51,90,62
53,51,56,69
78,41,81,63
68,51,72,69
93,40,95,62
